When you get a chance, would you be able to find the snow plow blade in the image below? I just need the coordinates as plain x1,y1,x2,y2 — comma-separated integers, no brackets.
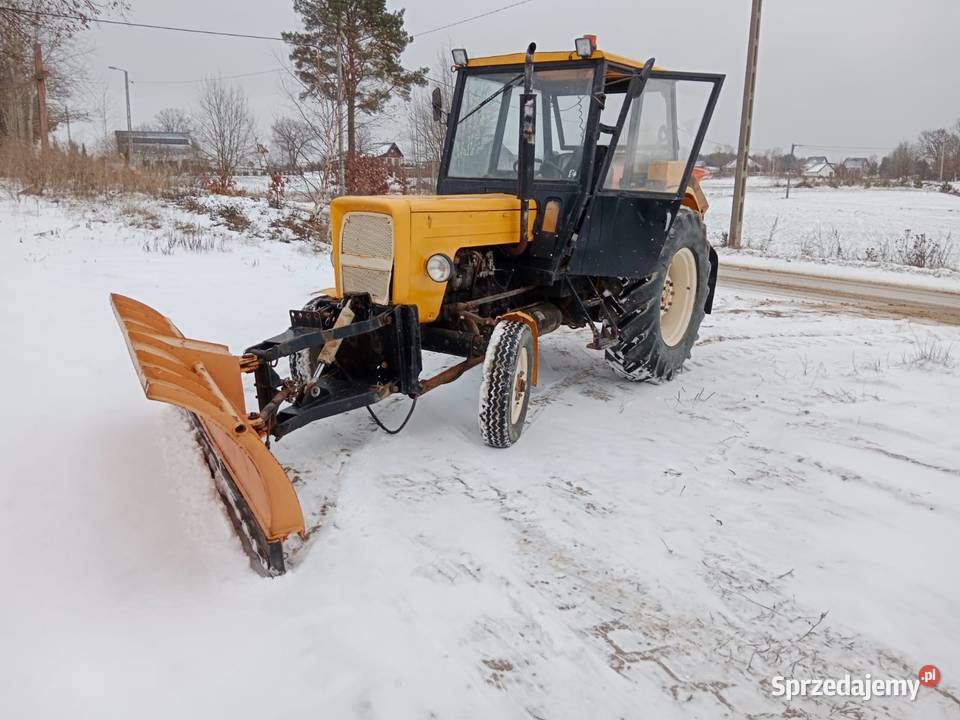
110,293,304,576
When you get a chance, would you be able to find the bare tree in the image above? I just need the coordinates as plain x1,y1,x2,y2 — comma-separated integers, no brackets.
1,1,123,142
0,2,127,43
277,70,343,208
195,78,255,180
271,116,311,170
918,128,958,182
406,48,454,193
880,141,922,179
154,107,194,135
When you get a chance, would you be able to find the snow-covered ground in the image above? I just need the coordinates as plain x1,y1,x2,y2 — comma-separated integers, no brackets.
2,191,959,719
703,176,960,272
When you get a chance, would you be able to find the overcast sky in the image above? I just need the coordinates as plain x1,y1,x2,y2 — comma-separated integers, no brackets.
70,0,959,161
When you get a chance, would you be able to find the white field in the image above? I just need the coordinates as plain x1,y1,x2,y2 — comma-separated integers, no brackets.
1,190,959,719
702,176,960,272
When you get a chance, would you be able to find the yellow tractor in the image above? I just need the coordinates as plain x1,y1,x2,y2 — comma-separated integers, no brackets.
112,39,724,574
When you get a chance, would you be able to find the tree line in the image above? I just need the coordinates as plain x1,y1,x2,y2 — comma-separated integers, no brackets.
880,122,960,182
701,118,960,183
1,0,429,198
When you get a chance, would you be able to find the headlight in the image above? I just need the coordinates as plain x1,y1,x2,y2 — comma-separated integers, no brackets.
575,36,596,58
426,253,453,282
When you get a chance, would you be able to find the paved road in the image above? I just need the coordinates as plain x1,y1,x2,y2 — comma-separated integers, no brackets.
718,261,960,325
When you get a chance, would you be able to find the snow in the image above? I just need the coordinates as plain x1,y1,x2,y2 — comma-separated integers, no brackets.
2,189,959,718
703,176,960,272
720,252,960,294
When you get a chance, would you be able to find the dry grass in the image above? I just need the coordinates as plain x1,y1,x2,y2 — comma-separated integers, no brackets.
0,140,177,198
901,337,954,368
141,223,225,254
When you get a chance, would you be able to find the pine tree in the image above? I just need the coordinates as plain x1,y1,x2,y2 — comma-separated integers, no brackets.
284,0,427,170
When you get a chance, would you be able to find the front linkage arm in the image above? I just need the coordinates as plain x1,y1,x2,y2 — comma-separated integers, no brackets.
239,299,424,441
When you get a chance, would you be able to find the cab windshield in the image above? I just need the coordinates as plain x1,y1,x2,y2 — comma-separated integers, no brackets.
448,67,595,181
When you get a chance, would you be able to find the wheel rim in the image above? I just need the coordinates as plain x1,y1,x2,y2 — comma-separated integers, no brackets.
660,248,697,347
510,348,528,424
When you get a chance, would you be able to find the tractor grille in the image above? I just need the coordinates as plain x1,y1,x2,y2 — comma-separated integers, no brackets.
339,212,394,305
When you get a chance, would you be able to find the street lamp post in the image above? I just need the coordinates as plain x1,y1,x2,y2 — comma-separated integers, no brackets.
108,65,133,159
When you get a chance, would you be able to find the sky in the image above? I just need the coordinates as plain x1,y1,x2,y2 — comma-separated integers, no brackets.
66,0,960,161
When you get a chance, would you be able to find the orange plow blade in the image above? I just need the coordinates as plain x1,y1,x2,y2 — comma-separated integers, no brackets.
110,293,304,575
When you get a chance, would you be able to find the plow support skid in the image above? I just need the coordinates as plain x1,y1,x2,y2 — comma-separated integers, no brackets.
110,293,304,573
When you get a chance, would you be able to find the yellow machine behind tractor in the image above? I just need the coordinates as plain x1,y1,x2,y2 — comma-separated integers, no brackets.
112,39,724,574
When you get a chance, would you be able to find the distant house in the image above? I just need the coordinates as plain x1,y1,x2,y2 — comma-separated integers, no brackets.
722,157,761,174
115,131,195,167
371,142,404,169
803,156,828,171
803,161,836,178
841,157,870,177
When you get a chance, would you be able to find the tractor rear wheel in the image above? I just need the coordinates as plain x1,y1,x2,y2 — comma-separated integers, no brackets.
603,208,711,382
479,320,533,448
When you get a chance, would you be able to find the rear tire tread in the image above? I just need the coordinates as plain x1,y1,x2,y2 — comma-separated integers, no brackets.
604,208,710,382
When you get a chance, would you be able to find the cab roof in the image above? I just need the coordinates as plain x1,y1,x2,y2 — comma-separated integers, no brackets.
465,49,665,78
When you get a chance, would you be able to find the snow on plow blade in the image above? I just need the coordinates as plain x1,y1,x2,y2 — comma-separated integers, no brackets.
110,293,304,576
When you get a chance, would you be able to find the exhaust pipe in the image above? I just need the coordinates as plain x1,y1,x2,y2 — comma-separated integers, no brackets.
506,42,537,256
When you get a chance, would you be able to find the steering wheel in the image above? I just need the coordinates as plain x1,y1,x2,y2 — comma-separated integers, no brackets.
514,157,565,179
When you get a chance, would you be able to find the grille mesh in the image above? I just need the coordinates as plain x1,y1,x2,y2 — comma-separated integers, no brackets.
339,212,394,304
342,213,393,259
341,266,392,306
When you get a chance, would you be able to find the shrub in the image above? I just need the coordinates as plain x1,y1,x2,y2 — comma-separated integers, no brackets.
270,212,329,249
268,172,286,209
894,230,952,269
178,195,209,214
215,204,251,232
204,173,245,196
339,154,390,196
862,239,891,264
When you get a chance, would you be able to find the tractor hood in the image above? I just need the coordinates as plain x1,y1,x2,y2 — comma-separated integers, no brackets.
329,194,536,322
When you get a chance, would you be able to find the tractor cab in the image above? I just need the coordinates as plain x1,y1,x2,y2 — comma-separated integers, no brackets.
438,41,723,279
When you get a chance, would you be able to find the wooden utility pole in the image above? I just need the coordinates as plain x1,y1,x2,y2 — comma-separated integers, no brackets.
33,41,50,149
784,142,797,199
728,0,763,249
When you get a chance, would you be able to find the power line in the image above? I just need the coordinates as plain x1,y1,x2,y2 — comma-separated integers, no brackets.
0,1,535,43
0,6,290,42
425,74,456,89
795,143,895,152
412,0,534,38
133,68,285,85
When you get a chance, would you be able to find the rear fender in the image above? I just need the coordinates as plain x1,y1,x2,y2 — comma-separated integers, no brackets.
704,246,719,314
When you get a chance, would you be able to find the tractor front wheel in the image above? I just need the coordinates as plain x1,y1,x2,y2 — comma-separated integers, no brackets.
478,320,533,448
